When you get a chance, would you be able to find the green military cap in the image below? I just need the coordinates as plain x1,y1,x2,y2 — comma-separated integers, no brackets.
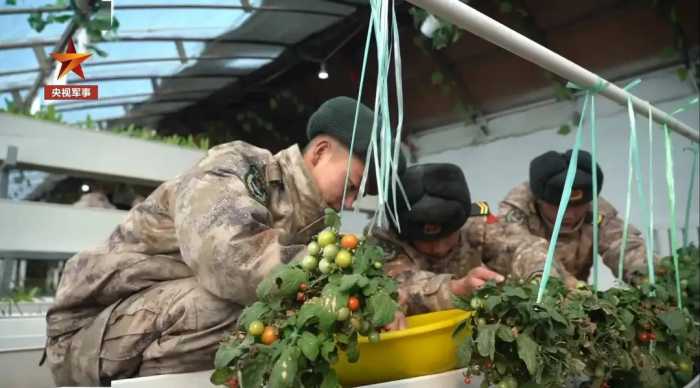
307,96,406,195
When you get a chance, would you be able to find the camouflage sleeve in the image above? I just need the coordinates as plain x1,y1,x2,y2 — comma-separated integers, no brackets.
494,203,577,286
597,205,650,282
174,164,303,305
384,255,455,315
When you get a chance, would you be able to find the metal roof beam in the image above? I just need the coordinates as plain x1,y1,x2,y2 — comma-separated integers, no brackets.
54,98,198,112
52,89,217,108
1,74,238,92
0,55,275,78
0,36,289,51
0,3,349,17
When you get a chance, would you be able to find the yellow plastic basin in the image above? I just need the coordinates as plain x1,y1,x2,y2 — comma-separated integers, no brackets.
335,309,472,387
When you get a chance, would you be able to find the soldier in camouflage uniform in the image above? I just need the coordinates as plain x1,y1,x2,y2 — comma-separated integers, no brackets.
498,149,649,283
373,164,575,316
44,97,405,386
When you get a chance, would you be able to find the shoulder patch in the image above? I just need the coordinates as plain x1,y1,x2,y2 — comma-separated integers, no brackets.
584,212,605,225
245,164,268,205
505,208,527,224
470,201,491,217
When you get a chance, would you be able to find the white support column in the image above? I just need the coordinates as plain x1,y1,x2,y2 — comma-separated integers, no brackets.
17,260,27,289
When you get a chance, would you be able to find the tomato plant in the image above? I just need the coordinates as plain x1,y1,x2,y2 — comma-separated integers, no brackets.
453,264,700,388
211,209,399,388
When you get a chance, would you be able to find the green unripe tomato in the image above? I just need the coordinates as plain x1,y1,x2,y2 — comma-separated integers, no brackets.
317,230,336,247
248,320,264,336
336,307,350,321
301,255,317,271
307,241,321,256
322,244,339,260
335,249,353,268
318,259,332,274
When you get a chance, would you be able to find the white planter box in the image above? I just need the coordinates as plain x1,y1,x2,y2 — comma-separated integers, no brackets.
0,316,54,388
109,369,482,388
107,369,700,388
0,315,46,351
0,199,127,259
0,113,205,185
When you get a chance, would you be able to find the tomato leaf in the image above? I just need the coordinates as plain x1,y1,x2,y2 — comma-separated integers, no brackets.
456,335,473,367
484,295,503,312
659,309,685,335
297,302,323,327
517,332,539,376
241,348,270,388
497,324,516,342
503,285,529,299
238,301,271,329
339,274,370,292
476,323,498,359
299,332,320,361
320,368,340,388
321,339,338,363
210,367,234,385
368,290,398,327
346,332,360,363
269,346,300,388
214,335,253,368
257,267,308,302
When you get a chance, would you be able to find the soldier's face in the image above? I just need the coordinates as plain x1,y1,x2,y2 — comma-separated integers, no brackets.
538,200,589,229
304,138,365,210
412,231,460,258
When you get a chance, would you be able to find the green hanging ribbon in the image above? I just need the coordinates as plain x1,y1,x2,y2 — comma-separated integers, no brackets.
342,16,374,213
683,144,699,246
617,81,639,284
389,0,407,227
647,104,656,285
664,97,699,308
618,80,654,291
588,92,600,291
356,0,406,233
536,79,608,303
664,124,682,308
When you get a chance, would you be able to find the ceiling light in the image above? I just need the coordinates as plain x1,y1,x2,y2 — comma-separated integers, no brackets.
318,62,329,80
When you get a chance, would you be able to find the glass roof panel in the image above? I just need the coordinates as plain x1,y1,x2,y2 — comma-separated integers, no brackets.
114,1,260,40
0,72,37,90
79,41,179,64
182,41,283,59
0,0,353,123
54,95,151,111
0,48,38,73
0,13,70,42
60,105,125,123
0,92,13,109
115,0,248,5
0,0,56,8
76,79,153,98
75,60,186,79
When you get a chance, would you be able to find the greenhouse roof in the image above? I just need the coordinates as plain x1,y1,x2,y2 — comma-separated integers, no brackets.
0,0,363,125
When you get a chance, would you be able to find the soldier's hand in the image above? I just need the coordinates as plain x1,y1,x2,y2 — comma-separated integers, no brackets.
384,311,408,331
450,265,505,297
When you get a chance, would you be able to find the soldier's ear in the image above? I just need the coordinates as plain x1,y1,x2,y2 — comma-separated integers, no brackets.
306,137,332,167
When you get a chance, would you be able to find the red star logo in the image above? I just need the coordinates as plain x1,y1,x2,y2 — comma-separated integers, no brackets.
51,39,91,80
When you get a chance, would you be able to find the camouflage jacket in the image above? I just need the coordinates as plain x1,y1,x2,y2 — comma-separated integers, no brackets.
47,142,326,339
498,182,648,282
373,210,570,315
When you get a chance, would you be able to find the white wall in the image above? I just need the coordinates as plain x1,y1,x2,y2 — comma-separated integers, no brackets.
416,67,699,256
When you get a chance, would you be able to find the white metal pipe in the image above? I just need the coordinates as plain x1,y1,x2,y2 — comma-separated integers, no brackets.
407,0,700,142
